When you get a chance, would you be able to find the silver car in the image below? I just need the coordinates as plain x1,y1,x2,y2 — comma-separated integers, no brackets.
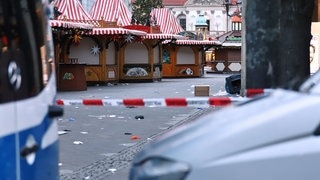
129,72,320,180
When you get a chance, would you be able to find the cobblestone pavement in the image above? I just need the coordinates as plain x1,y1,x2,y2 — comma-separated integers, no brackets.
60,108,215,180
57,72,237,180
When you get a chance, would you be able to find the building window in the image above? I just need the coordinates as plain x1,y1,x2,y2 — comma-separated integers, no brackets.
178,14,186,31
180,18,186,30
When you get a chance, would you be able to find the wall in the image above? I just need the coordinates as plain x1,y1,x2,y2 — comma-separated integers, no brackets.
69,37,99,64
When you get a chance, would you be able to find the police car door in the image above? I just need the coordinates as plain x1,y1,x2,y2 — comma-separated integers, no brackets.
0,0,62,179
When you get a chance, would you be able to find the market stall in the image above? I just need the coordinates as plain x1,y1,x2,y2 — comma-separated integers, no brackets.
162,40,221,77
51,0,96,90
211,15,242,73
118,31,185,82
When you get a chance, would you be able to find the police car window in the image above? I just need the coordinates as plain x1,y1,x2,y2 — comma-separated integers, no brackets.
0,0,51,103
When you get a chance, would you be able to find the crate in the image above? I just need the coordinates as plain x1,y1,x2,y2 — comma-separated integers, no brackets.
194,85,210,96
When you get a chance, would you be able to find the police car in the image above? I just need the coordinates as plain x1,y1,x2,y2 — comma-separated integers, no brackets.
0,0,62,179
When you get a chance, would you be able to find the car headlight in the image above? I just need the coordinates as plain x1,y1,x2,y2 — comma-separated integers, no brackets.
130,157,190,180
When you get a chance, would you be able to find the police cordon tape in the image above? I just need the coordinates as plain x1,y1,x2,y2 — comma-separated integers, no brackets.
245,88,274,97
56,88,273,107
56,96,250,107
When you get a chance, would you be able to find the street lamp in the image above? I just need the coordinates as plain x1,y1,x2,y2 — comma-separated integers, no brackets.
223,0,232,32
223,0,242,32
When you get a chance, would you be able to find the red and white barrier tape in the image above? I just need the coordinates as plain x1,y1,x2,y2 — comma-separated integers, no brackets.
245,88,274,97
56,97,249,107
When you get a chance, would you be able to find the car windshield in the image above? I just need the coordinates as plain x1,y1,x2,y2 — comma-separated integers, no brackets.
299,70,320,93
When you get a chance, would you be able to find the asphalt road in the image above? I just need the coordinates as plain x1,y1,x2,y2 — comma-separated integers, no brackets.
56,73,236,180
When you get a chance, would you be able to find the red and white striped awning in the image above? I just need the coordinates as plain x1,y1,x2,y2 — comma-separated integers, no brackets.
176,40,221,45
89,28,147,36
49,20,94,29
90,0,132,26
150,8,184,34
163,40,222,45
143,33,187,40
52,0,95,23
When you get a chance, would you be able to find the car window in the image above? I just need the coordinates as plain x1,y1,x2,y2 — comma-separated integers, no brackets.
0,0,53,103
299,70,320,94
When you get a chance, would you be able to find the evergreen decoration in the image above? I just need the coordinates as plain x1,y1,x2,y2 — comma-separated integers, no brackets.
132,0,163,26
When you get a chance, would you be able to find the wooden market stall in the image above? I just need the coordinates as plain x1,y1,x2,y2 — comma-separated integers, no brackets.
51,0,96,91
118,28,185,82
210,15,242,73
117,7,186,82
162,40,221,77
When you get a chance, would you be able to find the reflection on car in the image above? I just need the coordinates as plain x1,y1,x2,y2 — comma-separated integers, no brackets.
129,71,320,180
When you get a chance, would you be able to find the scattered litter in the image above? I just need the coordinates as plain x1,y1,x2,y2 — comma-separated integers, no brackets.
109,115,116,118
58,163,62,166
147,138,152,141
108,168,117,173
80,131,88,134
88,115,106,119
159,126,169,130
131,135,140,140
69,118,76,122
135,115,144,120
58,131,68,135
84,176,90,179
120,143,136,147
75,106,79,109
73,141,83,145
214,90,228,96
124,132,132,135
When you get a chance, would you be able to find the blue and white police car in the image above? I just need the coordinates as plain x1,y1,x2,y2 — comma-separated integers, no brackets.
0,0,62,179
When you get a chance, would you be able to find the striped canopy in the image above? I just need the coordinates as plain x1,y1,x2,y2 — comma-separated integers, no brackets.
52,0,94,23
150,8,184,34
89,28,147,36
143,33,187,40
162,39,222,45
50,20,94,29
90,0,132,26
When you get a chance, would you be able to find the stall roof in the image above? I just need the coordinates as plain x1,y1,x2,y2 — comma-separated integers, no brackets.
166,40,222,45
150,8,184,34
88,28,147,36
49,20,94,29
52,0,95,22
143,33,187,40
90,0,132,26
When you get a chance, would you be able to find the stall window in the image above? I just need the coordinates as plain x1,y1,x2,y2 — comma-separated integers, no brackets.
162,48,170,64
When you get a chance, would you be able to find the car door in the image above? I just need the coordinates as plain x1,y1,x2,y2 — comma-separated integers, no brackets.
0,0,61,179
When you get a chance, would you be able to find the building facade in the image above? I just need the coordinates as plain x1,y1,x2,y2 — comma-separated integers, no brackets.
163,0,242,38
